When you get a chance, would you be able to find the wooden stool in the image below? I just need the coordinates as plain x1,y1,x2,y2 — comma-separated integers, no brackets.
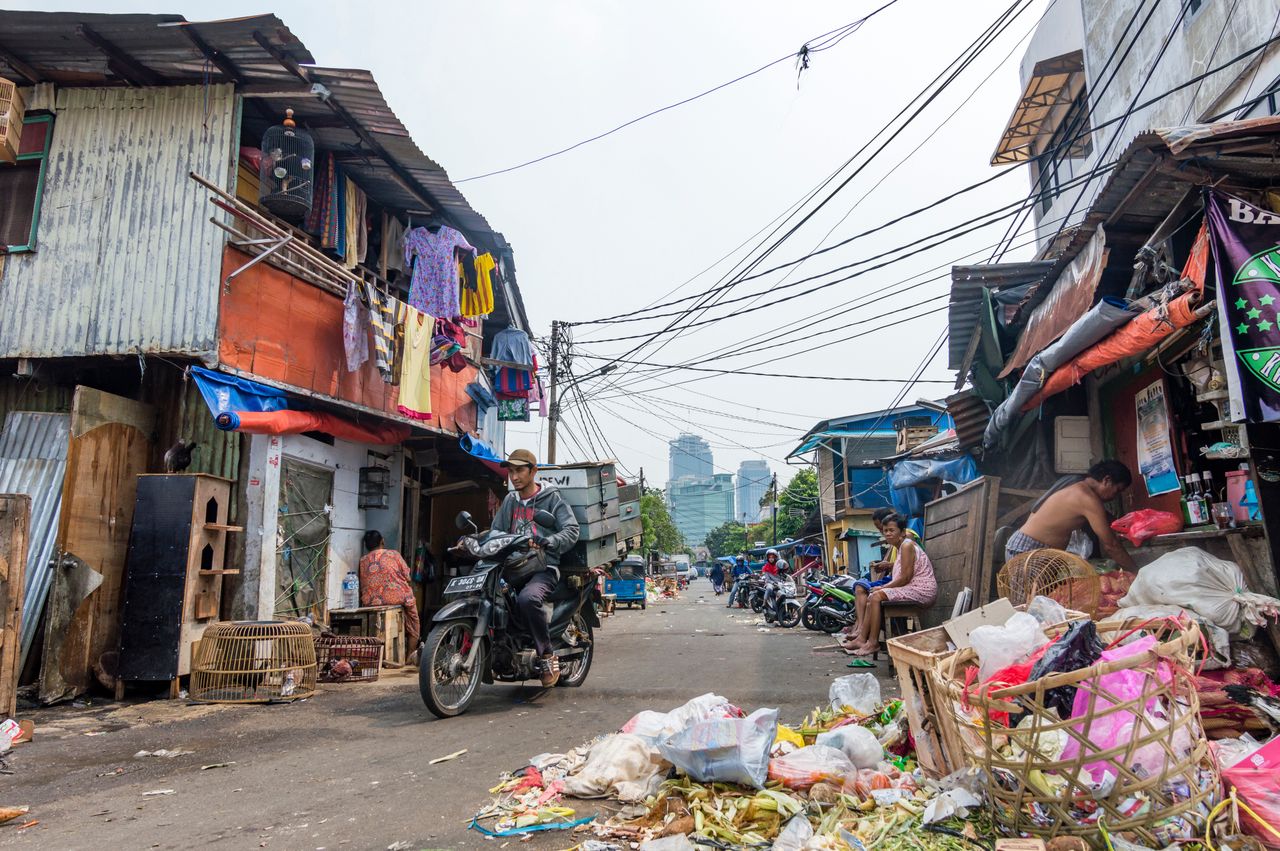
873,603,925,661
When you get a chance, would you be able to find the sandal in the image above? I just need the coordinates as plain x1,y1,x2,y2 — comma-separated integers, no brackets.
539,654,560,687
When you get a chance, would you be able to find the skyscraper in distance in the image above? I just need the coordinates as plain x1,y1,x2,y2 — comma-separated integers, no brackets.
668,433,712,484
736,459,771,523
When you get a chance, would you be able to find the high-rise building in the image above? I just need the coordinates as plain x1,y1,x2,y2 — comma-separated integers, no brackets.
735,460,772,524
668,473,735,547
668,433,712,484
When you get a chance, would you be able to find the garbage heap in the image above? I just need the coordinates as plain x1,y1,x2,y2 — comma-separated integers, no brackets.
472,677,996,849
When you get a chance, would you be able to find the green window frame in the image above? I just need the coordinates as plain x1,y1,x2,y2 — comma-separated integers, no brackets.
1,112,54,254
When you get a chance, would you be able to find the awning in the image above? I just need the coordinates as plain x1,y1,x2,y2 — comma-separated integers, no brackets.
459,433,507,477
948,262,1054,375
839,528,880,540
191,366,289,417
788,428,897,458
991,51,1087,165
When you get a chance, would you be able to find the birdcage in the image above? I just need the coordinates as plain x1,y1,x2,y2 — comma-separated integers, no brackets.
315,635,383,683
997,548,1101,617
189,621,317,703
258,108,314,220
0,76,24,164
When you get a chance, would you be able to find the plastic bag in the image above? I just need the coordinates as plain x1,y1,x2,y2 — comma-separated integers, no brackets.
1221,735,1280,847
771,815,815,851
829,673,881,716
969,612,1049,682
1028,620,1104,718
1119,546,1280,634
767,744,856,790
1027,595,1068,627
658,707,778,788
1109,604,1231,669
639,836,696,851
621,693,738,742
1111,509,1184,546
816,725,883,769
562,734,669,802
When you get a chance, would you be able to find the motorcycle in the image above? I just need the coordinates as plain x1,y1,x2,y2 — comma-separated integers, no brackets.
801,575,861,634
746,574,768,613
419,510,599,718
761,573,803,628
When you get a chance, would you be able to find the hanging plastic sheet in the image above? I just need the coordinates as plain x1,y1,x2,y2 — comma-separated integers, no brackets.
1023,291,1205,411
215,410,410,445
888,456,979,531
983,296,1135,448
190,366,290,417
459,434,507,477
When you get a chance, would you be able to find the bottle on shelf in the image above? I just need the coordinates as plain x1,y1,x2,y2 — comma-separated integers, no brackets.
1186,472,1208,525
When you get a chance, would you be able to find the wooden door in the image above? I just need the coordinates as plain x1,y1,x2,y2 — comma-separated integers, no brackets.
39,388,154,703
0,495,29,717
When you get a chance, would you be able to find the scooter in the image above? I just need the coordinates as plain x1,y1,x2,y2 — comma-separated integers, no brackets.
762,574,803,628
802,575,861,633
418,510,599,718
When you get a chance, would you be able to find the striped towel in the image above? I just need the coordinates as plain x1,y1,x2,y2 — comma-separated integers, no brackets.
363,282,407,384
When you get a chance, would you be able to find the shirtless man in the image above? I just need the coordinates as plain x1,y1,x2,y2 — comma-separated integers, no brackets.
1005,459,1137,571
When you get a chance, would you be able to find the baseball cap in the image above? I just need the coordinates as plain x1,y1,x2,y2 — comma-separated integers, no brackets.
501,448,538,468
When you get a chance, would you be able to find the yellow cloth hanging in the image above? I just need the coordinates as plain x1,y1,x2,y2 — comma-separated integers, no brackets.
396,307,433,421
460,252,496,317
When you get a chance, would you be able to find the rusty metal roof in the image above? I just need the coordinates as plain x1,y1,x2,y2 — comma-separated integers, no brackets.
947,262,1053,372
945,389,990,451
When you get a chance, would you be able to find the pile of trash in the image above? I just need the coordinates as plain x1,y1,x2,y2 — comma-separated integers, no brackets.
470,677,996,849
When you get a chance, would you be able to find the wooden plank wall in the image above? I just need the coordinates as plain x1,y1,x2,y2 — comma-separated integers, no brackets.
921,476,1000,628
0,495,29,717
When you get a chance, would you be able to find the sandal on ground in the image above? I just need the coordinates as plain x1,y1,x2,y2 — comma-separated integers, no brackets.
539,654,560,687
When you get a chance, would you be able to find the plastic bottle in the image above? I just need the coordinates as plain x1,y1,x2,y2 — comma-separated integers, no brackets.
1187,473,1208,525
341,570,360,609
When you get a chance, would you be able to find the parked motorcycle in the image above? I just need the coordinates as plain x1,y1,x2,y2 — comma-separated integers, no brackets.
419,511,599,718
802,574,861,633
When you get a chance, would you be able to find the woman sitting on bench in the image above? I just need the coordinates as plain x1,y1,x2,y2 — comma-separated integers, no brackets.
846,514,936,657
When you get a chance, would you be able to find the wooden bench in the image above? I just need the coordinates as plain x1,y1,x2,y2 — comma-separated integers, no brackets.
873,603,926,661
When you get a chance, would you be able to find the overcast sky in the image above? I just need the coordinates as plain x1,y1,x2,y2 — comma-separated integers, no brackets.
21,0,1047,490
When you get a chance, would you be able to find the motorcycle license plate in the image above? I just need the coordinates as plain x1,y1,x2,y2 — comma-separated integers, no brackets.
444,572,486,595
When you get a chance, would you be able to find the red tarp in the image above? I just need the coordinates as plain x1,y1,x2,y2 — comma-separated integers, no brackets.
1022,292,1204,411
218,410,411,445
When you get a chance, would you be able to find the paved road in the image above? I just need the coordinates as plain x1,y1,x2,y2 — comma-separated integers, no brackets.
4,580,897,850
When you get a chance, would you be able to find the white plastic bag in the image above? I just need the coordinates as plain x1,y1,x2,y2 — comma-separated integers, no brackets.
563,734,670,802
828,673,881,715
767,744,856,789
620,693,736,742
1119,546,1280,634
969,612,1048,682
658,707,778,788
1027,595,1068,627
815,725,883,769
772,815,815,851
639,836,695,851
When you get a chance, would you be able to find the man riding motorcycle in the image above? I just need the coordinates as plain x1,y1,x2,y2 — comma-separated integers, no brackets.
726,556,751,608
492,449,580,686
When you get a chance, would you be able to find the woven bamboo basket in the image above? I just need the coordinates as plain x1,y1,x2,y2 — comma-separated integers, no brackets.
933,620,1217,847
190,621,317,703
998,549,1102,616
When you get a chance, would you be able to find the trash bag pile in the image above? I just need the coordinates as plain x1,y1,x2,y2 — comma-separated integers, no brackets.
470,676,997,849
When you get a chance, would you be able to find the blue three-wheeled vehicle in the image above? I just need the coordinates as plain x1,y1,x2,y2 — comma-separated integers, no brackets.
605,556,647,610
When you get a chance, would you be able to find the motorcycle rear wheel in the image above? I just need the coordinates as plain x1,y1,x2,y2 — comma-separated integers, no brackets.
556,613,594,688
420,620,486,718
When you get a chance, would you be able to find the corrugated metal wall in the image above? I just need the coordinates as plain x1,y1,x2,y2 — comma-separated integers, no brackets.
0,84,237,358
0,411,69,670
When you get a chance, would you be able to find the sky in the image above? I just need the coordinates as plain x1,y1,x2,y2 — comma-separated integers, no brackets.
17,0,1048,491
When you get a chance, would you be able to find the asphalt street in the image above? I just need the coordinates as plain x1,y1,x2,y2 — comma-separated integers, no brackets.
2,580,898,850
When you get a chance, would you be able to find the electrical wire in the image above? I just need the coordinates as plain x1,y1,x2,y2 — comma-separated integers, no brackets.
453,2,902,183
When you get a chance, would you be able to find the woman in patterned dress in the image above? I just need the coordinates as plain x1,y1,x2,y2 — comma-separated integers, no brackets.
846,514,936,657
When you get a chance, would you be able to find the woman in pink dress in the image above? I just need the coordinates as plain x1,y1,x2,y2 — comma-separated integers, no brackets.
847,514,937,657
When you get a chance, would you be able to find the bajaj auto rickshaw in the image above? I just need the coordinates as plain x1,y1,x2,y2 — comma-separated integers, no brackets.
605,557,647,609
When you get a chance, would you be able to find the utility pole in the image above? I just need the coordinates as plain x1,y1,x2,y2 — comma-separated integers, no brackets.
771,473,778,546
546,320,560,464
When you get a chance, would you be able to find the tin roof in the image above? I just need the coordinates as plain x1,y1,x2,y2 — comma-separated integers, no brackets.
947,262,1053,372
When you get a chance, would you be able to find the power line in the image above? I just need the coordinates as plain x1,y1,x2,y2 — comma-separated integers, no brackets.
453,2,902,183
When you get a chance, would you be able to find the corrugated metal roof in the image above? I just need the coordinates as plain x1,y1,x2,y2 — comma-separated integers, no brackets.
0,411,69,671
0,84,237,359
0,12,313,88
947,262,1053,371
946,389,990,451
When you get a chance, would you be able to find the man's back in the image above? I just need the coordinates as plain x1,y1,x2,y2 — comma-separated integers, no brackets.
1019,482,1100,549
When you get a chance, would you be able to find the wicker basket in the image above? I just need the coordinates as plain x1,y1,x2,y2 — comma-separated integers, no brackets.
315,635,383,683
190,621,317,703
933,621,1217,846
998,549,1101,617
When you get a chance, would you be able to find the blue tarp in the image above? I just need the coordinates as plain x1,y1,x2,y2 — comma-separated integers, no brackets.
191,366,290,417
459,433,502,464
888,456,980,538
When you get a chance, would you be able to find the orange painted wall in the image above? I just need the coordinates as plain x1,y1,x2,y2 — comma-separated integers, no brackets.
217,247,477,434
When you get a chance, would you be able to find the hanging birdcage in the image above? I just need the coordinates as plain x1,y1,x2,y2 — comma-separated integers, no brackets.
258,108,314,220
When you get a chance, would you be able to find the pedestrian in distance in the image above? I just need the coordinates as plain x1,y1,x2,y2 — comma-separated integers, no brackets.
709,560,726,595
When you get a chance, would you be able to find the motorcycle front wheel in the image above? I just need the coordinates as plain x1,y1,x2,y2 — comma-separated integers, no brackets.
816,611,846,634
801,603,821,631
777,600,803,628
420,620,486,718
750,594,765,614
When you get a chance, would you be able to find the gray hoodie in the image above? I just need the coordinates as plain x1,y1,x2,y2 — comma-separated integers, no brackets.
491,483,581,571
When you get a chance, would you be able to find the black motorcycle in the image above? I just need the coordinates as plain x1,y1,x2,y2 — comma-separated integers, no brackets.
419,511,599,718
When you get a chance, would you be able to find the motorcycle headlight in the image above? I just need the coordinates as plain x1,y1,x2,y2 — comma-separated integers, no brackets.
479,537,510,557
462,536,483,555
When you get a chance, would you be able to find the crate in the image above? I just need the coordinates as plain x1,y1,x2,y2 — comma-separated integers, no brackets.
0,78,23,165
328,605,406,667
894,425,938,453
315,635,383,683
886,606,1088,777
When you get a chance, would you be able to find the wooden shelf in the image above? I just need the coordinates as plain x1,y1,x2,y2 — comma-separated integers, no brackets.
198,569,241,575
203,524,244,532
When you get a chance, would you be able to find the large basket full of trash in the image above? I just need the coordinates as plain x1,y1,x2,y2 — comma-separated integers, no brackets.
190,621,317,703
933,617,1217,846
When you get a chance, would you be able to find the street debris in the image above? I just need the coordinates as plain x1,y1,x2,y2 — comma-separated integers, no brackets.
0,806,30,825
134,748,193,759
200,762,236,770
141,789,176,797
428,748,468,765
